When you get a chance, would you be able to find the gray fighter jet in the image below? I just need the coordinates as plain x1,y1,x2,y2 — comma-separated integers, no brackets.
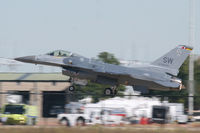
15,45,193,95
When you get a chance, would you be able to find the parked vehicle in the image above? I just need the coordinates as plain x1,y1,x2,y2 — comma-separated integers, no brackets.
0,104,38,125
88,109,125,125
57,102,89,126
58,97,188,126
152,106,169,124
58,113,89,126
57,102,125,126
177,115,188,124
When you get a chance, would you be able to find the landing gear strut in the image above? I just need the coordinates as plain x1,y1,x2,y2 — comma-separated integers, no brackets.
68,78,75,92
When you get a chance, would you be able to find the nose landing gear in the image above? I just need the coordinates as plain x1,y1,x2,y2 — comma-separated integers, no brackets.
68,85,75,92
67,78,76,92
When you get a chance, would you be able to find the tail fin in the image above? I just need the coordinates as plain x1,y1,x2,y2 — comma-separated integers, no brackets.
151,45,193,73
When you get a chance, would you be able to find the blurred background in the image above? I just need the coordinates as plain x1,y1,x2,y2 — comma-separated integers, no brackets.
0,0,200,132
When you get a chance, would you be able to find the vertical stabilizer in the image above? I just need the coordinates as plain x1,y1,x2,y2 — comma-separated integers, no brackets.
151,45,193,71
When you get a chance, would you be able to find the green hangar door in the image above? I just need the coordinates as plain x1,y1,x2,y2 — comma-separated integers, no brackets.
42,91,66,117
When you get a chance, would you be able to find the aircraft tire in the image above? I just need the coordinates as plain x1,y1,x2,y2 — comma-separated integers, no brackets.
104,88,112,95
68,86,75,92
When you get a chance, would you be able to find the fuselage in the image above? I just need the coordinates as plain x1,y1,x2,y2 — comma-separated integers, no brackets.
15,45,194,92
15,54,182,91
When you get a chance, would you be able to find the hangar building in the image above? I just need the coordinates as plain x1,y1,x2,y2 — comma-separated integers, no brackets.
0,73,71,118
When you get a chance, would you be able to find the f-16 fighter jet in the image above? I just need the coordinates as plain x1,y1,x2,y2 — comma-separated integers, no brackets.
15,45,193,95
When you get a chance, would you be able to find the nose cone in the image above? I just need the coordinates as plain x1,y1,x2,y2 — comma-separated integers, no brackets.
14,56,36,63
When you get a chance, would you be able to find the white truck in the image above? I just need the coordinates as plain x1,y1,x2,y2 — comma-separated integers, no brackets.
88,109,125,125
57,102,125,126
57,102,90,126
58,113,90,126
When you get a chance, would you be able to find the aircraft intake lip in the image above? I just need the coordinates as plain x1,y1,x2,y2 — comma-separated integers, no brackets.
14,56,36,63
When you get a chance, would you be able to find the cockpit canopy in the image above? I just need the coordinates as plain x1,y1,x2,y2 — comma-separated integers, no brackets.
46,50,73,57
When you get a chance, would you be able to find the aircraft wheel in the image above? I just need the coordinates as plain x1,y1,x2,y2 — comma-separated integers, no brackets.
68,86,75,92
104,88,112,95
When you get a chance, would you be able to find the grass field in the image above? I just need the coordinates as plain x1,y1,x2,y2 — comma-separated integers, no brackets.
0,126,200,133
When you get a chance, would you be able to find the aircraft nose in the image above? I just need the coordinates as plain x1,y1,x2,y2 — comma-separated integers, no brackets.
14,56,36,63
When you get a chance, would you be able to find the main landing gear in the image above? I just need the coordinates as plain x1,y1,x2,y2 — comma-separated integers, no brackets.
104,86,117,96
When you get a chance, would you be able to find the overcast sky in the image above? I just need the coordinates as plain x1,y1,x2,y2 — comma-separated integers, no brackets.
0,0,199,63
